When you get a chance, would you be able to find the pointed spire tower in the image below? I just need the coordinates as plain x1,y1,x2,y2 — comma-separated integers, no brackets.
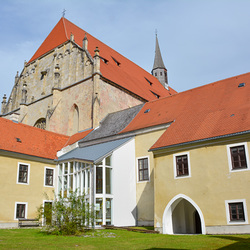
152,34,169,90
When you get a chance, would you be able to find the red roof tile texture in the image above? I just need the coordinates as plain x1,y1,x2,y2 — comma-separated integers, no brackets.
0,118,69,159
28,18,176,101
64,129,93,147
121,73,250,150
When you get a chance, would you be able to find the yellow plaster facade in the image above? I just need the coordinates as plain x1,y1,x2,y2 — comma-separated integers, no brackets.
153,134,250,234
0,153,56,228
134,129,166,226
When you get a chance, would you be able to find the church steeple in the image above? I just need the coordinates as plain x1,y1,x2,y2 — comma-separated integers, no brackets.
152,34,169,90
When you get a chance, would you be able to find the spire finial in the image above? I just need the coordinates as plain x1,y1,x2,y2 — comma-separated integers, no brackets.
155,29,158,37
62,9,66,17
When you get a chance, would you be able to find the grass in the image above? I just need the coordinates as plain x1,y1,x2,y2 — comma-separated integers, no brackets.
0,228,250,249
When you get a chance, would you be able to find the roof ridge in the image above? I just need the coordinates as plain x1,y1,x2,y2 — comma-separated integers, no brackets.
62,17,69,40
146,71,250,105
105,104,144,117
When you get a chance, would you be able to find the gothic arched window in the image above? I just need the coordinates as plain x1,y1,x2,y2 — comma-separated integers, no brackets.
73,104,79,133
34,118,46,130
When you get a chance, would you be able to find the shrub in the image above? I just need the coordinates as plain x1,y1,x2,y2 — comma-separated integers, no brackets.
37,191,94,235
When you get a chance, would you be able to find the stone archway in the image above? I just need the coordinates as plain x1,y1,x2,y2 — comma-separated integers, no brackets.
162,194,206,234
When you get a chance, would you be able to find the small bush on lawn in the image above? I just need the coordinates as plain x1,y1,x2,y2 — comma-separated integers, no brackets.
37,191,94,235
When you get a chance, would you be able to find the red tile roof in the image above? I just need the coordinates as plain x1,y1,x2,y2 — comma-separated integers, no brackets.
0,118,69,159
64,129,93,147
120,72,250,150
28,18,177,101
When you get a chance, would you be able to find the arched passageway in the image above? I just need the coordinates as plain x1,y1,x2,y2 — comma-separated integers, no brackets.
163,194,205,234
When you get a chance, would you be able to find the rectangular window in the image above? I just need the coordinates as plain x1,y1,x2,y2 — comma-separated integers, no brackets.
16,203,26,219
58,176,62,196
106,168,112,194
230,145,247,170
70,162,74,173
87,170,90,194
225,199,248,224
173,152,191,178
96,198,103,225
138,158,149,181
69,174,73,192
106,198,112,225
96,167,103,193
227,143,250,172
106,156,111,166
229,202,245,222
63,176,68,197
64,163,68,174
17,163,29,184
45,168,54,186
176,155,189,176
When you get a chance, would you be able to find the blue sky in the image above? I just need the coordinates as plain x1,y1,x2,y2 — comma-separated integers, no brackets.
1,0,250,100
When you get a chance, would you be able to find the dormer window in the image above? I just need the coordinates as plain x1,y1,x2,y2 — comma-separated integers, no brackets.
238,83,245,88
145,77,153,86
111,57,120,66
150,91,160,99
100,56,108,64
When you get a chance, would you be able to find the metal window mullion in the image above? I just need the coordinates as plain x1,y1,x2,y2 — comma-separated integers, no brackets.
103,163,106,225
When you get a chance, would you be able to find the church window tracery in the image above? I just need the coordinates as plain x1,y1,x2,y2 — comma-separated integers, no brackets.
34,118,46,130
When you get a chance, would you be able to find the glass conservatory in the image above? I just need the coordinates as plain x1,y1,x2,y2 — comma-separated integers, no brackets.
57,155,113,226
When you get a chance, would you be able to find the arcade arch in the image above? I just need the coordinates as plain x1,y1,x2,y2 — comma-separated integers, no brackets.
162,194,205,234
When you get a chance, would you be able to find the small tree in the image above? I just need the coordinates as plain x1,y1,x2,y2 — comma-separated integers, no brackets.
37,191,94,235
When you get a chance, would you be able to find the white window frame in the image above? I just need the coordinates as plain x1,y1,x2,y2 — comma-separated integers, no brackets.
136,156,150,183
14,202,28,220
94,155,114,227
225,199,248,225
44,167,55,187
173,152,191,179
227,142,250,172
17,162,30,185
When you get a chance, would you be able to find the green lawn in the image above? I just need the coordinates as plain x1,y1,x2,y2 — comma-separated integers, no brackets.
0,228,250,249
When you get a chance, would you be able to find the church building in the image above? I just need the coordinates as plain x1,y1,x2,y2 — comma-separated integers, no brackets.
1,17,175,135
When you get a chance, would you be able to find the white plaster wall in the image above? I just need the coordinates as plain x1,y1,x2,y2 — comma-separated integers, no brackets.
112,138,136,226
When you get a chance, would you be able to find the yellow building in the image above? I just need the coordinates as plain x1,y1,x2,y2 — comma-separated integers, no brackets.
153,134,250,234
0,118,69,228
146,73,250,234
